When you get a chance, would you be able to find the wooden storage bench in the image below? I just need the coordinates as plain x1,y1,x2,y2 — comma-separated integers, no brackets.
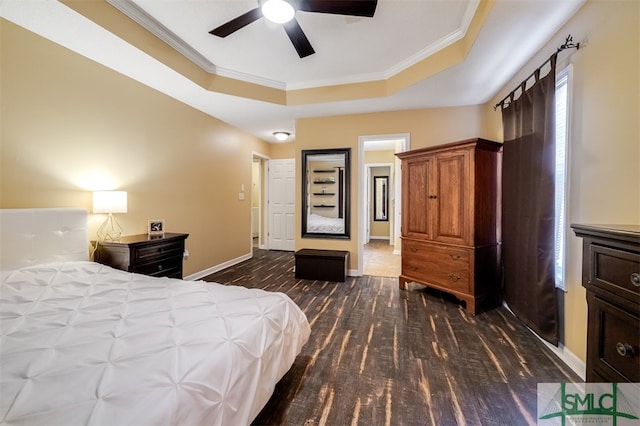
295,249,349,282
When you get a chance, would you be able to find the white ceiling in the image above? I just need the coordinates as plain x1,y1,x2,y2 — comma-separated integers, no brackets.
2,0,585,143
117,0,477,89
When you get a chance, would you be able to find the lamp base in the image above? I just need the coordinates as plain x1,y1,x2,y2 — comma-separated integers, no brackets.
97,213,123,241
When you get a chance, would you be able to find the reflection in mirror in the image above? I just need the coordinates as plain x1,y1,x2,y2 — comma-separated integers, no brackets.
302,149,350,239
374,176,389,221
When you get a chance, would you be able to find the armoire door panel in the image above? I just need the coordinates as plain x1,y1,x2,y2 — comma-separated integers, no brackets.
403,158,433,240
434,151,470,245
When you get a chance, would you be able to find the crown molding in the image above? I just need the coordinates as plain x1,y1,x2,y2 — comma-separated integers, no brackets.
106,0,288,90
106,0,479,92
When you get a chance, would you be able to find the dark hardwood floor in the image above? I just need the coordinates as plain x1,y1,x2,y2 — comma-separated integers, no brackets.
203,249,582,426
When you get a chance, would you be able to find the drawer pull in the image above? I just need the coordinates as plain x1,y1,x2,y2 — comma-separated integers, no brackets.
428,195,437,199
410,248,418,253
631,272,640,287
616,342,635,358
449,254,461,260
448,273,460,282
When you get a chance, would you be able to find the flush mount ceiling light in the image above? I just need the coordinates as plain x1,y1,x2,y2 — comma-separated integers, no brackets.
261,0,295,24
273,131,290,141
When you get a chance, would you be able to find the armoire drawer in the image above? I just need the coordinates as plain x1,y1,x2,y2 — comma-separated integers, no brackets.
402,240,470,293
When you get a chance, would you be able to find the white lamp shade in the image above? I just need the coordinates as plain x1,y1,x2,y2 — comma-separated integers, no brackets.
93,191,127,214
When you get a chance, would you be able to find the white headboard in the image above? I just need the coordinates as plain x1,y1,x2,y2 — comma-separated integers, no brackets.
0,208,89,270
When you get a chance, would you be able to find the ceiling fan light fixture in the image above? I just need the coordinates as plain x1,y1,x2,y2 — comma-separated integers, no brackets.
273,131,290,141
261,0,295,24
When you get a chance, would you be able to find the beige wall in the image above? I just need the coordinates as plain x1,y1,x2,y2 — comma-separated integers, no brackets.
295,106,487,271
269,142,295,159
484,0,639,363
3,0,637,368
1,19,270,276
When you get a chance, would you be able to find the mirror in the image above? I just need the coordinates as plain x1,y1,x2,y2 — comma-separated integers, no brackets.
302,148,350,239
374,176,389,221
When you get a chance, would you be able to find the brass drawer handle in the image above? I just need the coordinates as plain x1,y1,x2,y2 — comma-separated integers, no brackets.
410,247,418,253
448,273,460,282
616,342,635,358
449,254,461,260
631,272,640,287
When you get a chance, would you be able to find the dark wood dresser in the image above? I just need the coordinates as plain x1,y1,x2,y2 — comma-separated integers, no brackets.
572,224,639,382
95,233,189,279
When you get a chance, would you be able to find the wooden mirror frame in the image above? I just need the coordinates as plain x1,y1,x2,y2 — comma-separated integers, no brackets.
301,148,351,240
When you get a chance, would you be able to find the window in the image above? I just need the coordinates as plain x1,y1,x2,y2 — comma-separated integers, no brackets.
554,66,571,289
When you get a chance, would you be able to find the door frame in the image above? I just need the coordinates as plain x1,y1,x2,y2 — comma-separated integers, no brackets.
364,163,393,244
251,152,269,253
358,134,410,275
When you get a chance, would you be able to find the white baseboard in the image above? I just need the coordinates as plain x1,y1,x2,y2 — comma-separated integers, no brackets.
348,268,361,277
502,302,586,380
538,337,586,381
184,252,252,281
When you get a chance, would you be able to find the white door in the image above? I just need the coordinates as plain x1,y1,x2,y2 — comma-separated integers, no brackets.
268,159,296,251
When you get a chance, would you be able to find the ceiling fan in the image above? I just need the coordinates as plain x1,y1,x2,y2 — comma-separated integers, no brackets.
209,0,378,58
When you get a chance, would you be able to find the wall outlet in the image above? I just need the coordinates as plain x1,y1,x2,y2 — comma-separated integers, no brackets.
183,249,189,260
238,192,245,200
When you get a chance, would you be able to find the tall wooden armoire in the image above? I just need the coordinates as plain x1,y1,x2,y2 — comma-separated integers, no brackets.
397,138,502,314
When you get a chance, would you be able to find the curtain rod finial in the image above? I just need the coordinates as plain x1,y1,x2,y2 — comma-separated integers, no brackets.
559,34,580,51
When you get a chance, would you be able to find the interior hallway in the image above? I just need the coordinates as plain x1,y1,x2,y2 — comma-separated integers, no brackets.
363,239,401,277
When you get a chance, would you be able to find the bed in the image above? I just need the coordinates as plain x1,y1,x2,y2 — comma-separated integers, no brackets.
0,208,311,425
306,213,345,234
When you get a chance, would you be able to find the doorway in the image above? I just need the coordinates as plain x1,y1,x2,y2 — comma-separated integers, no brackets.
359,134,409,276
364,164,393,244
251,153,267,252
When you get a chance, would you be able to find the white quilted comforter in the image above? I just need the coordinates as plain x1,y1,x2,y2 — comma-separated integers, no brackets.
0,261,310,425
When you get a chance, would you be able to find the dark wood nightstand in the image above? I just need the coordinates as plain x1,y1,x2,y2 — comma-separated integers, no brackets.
94,233,189,279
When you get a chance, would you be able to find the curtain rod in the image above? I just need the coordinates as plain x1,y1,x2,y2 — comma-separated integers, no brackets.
494,35,580,111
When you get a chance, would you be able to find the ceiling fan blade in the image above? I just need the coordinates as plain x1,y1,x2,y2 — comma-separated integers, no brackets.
296,0,378,17
209,7,262,38
283,18,315,58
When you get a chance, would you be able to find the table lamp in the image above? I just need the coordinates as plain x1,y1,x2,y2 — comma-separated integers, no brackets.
93,190,127,241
